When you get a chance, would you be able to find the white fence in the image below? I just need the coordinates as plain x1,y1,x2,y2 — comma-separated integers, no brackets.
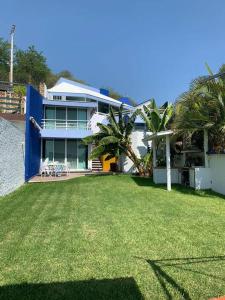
209,155,225,195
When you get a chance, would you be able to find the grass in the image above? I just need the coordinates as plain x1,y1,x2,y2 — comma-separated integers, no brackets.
0,175,225,299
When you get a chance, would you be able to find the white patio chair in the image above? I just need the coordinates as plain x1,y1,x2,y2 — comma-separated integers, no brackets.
40,161,52,177
64,162,71,176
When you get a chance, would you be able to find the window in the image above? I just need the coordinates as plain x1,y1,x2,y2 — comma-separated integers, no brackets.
78,109,87,129
53,95,62,100
43,139,54,161
98,102,109,114
54,140,65,163
66,96,85,102
135,124,146,130
45,107,55,128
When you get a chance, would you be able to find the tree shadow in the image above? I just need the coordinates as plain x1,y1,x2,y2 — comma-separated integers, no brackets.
0,277,143,300
131,176,225,199
135,255,225,300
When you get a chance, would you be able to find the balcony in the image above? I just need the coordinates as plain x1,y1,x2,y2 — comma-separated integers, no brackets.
40,119,92,139
42,119,90,130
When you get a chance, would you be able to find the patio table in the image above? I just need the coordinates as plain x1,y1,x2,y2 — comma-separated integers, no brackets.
48,162,66,176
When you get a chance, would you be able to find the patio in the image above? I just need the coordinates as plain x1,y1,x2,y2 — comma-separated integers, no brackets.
29,171,112,183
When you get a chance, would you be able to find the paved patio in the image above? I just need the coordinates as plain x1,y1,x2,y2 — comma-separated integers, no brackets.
29,171,112,183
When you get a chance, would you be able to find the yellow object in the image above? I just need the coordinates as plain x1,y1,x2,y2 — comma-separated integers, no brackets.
100,155,117,172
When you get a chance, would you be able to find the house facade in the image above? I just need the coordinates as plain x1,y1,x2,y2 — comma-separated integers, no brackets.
25,78,145,180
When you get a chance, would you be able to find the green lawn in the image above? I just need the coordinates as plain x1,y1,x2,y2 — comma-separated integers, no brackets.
0,175,225,300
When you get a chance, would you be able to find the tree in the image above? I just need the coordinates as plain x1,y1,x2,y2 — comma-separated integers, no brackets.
102,87,137,106
0,38,10,81
173,64,225,150
139,99,174,168
14,45,50,87
140,99,173,134
83,105,148,176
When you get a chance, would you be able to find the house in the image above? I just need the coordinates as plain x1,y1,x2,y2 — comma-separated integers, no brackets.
25,78,149,181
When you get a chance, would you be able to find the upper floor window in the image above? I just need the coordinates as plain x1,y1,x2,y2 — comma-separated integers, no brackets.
53,95,62,100
98,102,109,114
66,96,85,102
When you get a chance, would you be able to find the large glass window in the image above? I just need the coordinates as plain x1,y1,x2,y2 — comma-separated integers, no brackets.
78,109,87,129
42,139,87,169
67,140,77,169
42,139,54,162
98,102,109,114
45,107,55,128
67,108,77,129
54,140,65,163
56,107,66,128
44,106,87,129
78,141,88,169
66,96,85,102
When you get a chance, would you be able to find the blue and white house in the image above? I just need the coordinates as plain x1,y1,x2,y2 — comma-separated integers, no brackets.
25,78,145,181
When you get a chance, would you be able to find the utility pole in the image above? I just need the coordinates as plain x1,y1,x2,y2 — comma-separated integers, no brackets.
9,25,16,87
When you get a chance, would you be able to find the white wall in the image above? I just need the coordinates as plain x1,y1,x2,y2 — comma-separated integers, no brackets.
209,155,225,195
120,128,149,173
90,112,106,133
153,168,181,184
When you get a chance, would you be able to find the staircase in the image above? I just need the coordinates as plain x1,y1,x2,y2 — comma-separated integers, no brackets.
92,158,103,172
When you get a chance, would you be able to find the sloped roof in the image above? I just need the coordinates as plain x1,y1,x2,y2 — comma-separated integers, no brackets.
48,78,133,108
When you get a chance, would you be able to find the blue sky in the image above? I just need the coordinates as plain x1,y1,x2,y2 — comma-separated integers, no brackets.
1,0,225,104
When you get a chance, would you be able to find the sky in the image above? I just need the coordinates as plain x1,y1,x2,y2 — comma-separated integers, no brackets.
1,0,225,105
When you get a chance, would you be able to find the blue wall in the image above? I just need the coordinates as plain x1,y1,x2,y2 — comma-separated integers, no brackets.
25,85,43,181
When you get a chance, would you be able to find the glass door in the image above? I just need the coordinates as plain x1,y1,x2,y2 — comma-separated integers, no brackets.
54,140,65,163
67,140,77,169
78,141,87,169
42,139,54,162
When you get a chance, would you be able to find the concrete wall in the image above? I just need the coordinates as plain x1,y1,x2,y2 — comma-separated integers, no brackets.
153,168,181,184
120,128,149,173
209,155,225,195
0,117,25,196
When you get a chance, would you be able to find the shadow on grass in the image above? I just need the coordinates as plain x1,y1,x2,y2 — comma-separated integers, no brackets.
135,255,225,300
0,277,143,300
131,176,225,199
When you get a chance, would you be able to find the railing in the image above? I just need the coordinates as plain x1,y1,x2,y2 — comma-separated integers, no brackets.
42,119,90,130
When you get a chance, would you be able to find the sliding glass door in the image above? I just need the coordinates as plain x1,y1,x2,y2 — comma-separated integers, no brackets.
67,140,78,169
42,139,88,170
78,141,87,169
54,140,65,163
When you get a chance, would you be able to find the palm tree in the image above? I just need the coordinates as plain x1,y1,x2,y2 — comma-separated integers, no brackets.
173,64,225,150
139,99,174,168
83,105,147,176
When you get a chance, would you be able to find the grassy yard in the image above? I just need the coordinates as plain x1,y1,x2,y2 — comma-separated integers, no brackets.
0,175,225,300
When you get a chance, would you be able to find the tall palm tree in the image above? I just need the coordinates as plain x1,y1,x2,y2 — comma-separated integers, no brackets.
83,105,147,176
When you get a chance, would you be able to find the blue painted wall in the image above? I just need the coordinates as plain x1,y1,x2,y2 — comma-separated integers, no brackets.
25,85,43,181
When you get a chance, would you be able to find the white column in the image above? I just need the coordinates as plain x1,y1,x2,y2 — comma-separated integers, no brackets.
152,139,157,168
166,135,171,191
204,129,209,168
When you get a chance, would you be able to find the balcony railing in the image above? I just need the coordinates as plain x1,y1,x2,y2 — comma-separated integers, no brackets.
42,119,90,130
